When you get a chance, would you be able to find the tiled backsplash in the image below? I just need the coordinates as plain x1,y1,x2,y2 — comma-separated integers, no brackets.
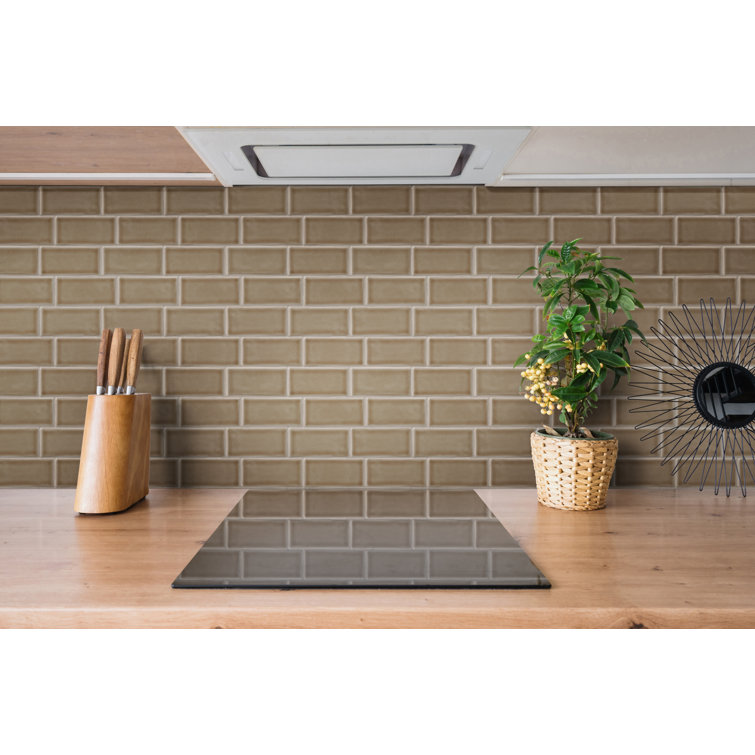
0,185,753,487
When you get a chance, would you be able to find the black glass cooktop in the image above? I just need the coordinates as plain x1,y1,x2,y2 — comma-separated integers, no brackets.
172,489,549,589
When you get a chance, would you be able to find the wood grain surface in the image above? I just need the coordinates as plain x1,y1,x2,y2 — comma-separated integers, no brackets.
0,487,753,628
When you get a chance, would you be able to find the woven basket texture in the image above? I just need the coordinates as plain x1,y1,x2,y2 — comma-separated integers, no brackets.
530,431,618,511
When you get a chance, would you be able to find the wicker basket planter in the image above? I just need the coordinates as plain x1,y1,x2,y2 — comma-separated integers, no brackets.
530,429,618,511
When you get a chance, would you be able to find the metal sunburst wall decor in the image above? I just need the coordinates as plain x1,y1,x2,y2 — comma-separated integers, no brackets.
629,298,755,497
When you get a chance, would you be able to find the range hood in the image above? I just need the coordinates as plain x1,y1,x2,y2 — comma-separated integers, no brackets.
179,127,531,186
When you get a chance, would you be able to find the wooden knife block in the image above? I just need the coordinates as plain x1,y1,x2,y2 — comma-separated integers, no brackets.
74,393,151,514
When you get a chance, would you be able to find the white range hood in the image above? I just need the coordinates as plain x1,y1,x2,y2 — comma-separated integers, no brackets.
179,127,531,187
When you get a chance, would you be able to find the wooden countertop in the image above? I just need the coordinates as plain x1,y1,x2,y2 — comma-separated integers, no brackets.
1,487,753,628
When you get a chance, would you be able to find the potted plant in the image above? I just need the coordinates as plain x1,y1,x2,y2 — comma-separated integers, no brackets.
515,239,646,510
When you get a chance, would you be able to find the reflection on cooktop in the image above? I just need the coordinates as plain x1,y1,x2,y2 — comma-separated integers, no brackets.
172,489,549,589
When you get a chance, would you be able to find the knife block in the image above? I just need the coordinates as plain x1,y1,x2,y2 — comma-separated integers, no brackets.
74,393,151,514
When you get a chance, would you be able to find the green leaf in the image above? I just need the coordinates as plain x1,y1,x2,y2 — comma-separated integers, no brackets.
517,265,537,279
583,352,602,373
560,241,573,263
552,386,588,403
607,267,634,282
544,348,571,365
513,353,528,367
537,241,554,266
592,350,628,368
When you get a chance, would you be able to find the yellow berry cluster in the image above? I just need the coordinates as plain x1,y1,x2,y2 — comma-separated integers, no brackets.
520,356,560,415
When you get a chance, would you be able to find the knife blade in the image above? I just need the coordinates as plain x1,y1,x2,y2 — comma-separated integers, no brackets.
125,329,144,395
95,328,112,395
116,336,130,394
107,327,126,395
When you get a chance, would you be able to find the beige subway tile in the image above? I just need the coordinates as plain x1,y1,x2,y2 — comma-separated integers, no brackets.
0,428,37,456
305,338,362,365
353,308,410,334
367,460,424,486
742,219,755,243
244,338,301,365
55,459,80,485
414,247,472,273
610,428,653,456
242,217,300,243
40,247,98,275
615,459,673,486
429,278,487,304
119,218,176,244
104,247,162,274
0,248,37,274
182,459,239,486
352,247,410,274
40,368,90,396
476,247,534,275
476,188,535,214
477,428,533,455
55,338,97,366
476,308,533,335
182,277,239,305
229,368,286,395
615,218,673,244
120,277,177,304
725,188,755,214
0,218,53,243
367,490,425,517
104,187,162,214
166,308,223,335
290,247,348,274
229,187,287,214
290,368,347,395
103,307,162,334
181,218,238,244
602,246,660,275
415,187,474,214
540,188,597,214
416,429,473,456
151,397,179,426
184,398,241,425
491,459,535,485
492,278,543,304
166,368,223,395
352,187,411,214
291,187,349,214
663,188,722,214
368,398,424,425
491,338,537,365
429,459,487,486
430,399,486,425
228,308,285,335
631,276,674,305
167,188,225,214
243,459,301,485
0,460,53,486
492,398,542,424
150,459,178,486
306,459,363,486
57,277,113,305
353,429,410,455
0,308,36,335
553,217,612,244
417,368,473,394
429,218,486,244
476,368,521,395
662,247,720,274
166,247,223,274
40,429,82,456
0,338,52,365
305,278,362,305
725,247,755,274
229,429,286,456
181,338,238,365
600,188,659,214
366,217,424,244
429,340,486,365
367,338,425,365
42,187,100,214
0,398,52,424
57,218,116,245
141,337,178,366
42,308,99,335
167,429,226,457
229,247,286,274
134,368,162,395
368,277,425,304
0,277,52,303
740,278,755,301
305,217,362,244
678,277,736,302
0,187,37,213
352,369,411,395
291,429,348,456
491,217,548,243
415,308,473,335
306,398,362,425
290,308,348,335
678,217,736,244
243,490,302,516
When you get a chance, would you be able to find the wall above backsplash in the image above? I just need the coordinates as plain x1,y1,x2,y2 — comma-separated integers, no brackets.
0,184,753,488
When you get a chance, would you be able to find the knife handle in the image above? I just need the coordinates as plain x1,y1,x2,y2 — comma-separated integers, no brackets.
117,337,130,393
96,329,111,392
126,329,144,392
107,328,126,392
